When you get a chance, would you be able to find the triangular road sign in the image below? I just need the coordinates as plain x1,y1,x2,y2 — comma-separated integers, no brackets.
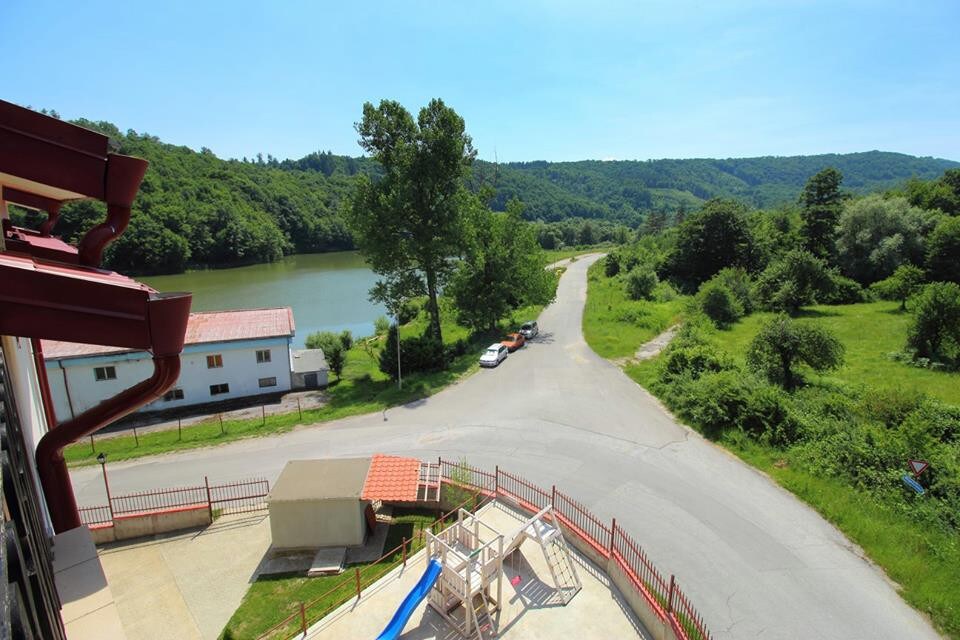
908,459,929,477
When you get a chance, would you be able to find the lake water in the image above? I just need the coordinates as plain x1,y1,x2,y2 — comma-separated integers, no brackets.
142,252,386,348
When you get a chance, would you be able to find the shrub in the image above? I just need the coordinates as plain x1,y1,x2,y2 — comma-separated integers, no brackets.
754,249,833,314
906,282,960,366
339,330,354,351
821,273,864,305
305,331,346,379
660,343,733,383
696,281,743,328
604,254,620,277
374,315,390,335
379,327,446,379
746,315,845,389
652,281,679,302
870,264,925,310
710,267,754,314
397,300,421,325
625,266,658,301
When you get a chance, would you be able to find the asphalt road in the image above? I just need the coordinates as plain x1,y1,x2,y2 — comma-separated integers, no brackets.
71,254,941,640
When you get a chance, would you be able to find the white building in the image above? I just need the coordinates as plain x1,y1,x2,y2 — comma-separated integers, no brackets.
42,307,297,422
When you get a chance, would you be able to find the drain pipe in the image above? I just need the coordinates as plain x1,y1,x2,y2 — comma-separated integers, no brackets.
36,355,181,532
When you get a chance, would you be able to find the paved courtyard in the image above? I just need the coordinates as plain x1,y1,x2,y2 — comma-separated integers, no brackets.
97,513,271,640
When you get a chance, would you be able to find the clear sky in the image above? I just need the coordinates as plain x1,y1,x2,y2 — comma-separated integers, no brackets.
5,0,959,163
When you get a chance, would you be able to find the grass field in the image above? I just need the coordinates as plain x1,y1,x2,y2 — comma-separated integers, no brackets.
220,508,437,640
582,260,685,359
703,301,960,405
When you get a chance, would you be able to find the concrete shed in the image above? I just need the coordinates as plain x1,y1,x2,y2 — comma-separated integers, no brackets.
268,458,371,549
291,348,328,389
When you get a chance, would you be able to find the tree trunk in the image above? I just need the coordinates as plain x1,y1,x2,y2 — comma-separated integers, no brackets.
425,268,443,346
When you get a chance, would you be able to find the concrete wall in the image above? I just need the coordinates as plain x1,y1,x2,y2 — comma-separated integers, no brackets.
291,369,328,390
46,337,292,422
89,505,212,544
269,499,366,549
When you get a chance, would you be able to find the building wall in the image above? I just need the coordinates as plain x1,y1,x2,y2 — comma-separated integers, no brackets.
45,337,293,422
1,335,54,533
268,499,366,549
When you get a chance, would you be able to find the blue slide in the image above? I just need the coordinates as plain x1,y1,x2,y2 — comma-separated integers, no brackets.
375,558,443,640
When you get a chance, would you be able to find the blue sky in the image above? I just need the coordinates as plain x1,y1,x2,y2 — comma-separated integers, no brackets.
5,0,959,162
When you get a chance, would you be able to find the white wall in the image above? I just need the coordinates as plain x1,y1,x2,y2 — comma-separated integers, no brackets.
1,335,54,534
46,337,293,422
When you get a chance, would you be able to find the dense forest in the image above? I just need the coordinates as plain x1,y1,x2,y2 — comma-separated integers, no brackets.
9,111,957,275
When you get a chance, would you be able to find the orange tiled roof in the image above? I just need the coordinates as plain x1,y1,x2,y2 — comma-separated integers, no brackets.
361,454,422,502
42,307,295,359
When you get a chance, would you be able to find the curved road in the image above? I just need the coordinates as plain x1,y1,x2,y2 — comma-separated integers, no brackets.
71,255,940,640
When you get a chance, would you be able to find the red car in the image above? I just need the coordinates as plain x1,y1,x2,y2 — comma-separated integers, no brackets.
501,332,526,352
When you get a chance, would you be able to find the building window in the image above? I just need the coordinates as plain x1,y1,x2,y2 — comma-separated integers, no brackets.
258,377,277,388
256,349,272,364
207,354,223,369
94,366,116,381
209,383,230,396
163,388,184,401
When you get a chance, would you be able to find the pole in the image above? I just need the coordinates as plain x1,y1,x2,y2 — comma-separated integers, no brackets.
395,318,402,391
261,404,266,426
98,455,114,521
355,567,361,599
218,413,224,434
402,537,407,566
204,475,213,521
177,418,182,441
610,518,617,556
89,434,95,453
299,602,306,635
132,425,139,447
667,574,676,615
297,398,302,420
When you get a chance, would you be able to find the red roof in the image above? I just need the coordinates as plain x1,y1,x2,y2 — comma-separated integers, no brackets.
361,455,422,502
42,307,295,360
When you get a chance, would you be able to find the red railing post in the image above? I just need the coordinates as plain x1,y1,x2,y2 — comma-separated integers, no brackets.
610,517,617,555
667,574,676,615
402,537,407,566
355,567,361,599
299,601,306,635
204,475,213,521
494,464,499,496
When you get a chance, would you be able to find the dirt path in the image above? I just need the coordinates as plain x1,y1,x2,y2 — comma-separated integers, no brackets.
612,324,679,366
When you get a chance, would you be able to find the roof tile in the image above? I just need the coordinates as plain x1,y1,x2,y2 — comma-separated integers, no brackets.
361,454,422,502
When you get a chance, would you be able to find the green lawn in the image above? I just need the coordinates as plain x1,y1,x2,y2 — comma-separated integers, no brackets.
582,260,685,359
220,508,437,640
704,301,960,405
67,283,559,466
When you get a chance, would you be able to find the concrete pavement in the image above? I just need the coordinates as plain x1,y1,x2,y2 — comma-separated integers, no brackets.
72,254,942,640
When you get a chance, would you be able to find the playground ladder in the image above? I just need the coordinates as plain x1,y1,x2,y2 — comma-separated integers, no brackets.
526,511,582,604
468,588,495,639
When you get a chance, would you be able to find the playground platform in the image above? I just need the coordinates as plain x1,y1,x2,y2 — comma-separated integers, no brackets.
304,501,649,639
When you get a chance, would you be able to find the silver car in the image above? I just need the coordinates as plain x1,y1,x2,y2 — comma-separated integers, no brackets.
519,321,539,339
479,343,509,367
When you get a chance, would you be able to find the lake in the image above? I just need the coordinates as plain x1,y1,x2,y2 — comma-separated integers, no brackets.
142,252,386,348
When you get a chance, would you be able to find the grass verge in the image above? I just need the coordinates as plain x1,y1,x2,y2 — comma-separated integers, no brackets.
220,508,436,640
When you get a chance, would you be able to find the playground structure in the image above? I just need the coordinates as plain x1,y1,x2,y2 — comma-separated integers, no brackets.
406,504,582,639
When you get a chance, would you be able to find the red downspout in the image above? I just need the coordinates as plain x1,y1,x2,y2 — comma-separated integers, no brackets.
36,355,181,532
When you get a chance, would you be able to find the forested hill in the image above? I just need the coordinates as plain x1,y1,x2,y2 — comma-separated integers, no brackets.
482,152,960,224
10,114,956,275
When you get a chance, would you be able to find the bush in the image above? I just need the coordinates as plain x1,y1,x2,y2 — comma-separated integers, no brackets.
746,315,845,389
305,331,346,379
374,316,390,335
625,266,658,301
339,330,354,351
660,343,733,383
604,254,620,277
667,370,800,445
906,282,960,366
754,249,833,314
379,327,446,379
397,300,421,325
710,267,754,314
696,281,743,328
821,273,864,305
652,281,679,302
870,264,925,309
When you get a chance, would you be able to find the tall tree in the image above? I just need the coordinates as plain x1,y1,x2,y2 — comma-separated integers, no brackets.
800,167,844,260
448,199,556,332
347,99,476,346
747,315,845,389
665,198,756,291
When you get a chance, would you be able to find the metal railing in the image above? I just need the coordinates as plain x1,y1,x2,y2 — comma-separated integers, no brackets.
78,476,269,527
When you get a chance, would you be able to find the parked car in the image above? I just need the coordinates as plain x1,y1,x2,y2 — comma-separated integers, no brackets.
501,332,526,352
519,321,539,339
479,343,509,367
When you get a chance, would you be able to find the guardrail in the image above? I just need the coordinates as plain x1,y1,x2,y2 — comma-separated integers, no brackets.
78,476,269,527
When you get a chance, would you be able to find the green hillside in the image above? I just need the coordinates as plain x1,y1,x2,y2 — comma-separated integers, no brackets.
10,111,957,275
